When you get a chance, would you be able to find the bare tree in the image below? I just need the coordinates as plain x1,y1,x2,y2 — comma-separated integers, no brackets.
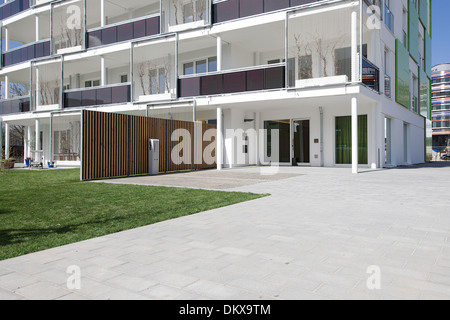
293,34,313,80
137,62,147,96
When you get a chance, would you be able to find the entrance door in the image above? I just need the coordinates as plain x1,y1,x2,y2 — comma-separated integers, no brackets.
292,119,310,165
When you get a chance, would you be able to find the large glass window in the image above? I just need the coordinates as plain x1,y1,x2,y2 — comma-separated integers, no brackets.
335,115,368,165
132,37,177,101
287,4,358,87
51,113,81,162
161,0,210,33
52,0,85,53
31,58,62,109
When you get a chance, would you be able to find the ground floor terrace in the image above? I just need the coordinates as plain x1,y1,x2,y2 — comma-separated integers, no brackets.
0,85,429,173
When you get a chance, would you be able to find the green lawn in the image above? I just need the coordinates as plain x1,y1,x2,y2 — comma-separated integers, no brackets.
0,168,266,261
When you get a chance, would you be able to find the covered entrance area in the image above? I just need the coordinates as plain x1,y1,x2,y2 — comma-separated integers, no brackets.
212,92,384,171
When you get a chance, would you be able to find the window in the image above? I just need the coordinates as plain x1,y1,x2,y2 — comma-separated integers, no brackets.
183,57,217,75
335,115,368,165
120,75,128,83
85,80,100,88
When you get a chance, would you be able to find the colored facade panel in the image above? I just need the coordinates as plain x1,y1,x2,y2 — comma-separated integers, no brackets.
396,39,410,108
409,0,420,63
425,32,432,77
419,67,430,118
419,0,429,30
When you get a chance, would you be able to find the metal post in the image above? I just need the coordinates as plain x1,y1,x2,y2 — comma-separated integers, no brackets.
4,122,9,159
352,97,358,174
216,106,223,170
217,35,222,72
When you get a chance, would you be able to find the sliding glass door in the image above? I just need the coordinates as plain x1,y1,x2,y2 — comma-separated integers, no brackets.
264,120,291,163
293,119,310,164
335,115,368,165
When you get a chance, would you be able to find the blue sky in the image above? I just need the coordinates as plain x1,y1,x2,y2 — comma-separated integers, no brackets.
432,0,450,66
0,0,448,66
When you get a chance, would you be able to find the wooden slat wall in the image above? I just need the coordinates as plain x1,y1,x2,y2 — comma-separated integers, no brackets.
82,110,216,181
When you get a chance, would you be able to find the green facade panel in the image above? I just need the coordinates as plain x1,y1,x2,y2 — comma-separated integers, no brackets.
409,0,420,63
396,39,410,108
419,0,429,30
425,31,432,77
419,67,430,118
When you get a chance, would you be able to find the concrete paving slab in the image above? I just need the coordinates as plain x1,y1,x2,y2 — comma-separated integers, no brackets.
1,163,450,300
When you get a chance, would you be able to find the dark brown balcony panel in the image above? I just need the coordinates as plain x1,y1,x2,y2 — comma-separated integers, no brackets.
213,0,240,23
223,71,246,94
201,74,223,96
240,0,264,18
179,77,201,98
0,0,29,21
212,0,323,24
87,16,160,49
2,40,51,68
0,97,30,115
179,66,285,98
96,87,113,105
246,69,265,91
81,90,97,107
111,85,130,104
264,0,290,12
265,66,285,89
64,85,131,108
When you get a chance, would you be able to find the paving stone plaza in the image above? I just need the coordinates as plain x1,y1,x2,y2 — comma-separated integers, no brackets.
1,163,449,300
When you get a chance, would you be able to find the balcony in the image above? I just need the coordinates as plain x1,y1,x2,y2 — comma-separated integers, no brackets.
362,57,380,93
87,15,160,49
64,84,131,108
178,64,285,98
2,40,51,68
0,96,30,115
0,0,29,21
212,0,323,24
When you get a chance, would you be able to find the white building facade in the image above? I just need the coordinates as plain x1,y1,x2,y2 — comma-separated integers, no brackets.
0,0,432,171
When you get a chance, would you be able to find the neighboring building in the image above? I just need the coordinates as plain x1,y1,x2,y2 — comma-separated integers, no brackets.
0,0,432,171
431,63,450,151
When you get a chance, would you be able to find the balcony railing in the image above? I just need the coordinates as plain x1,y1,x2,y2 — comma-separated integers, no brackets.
87,16,160,49
2,40,51,67
362,57,380,93
212,0,323,23
178,64,285,98
63,84,131,108
0,0,29,21
0,96,30,115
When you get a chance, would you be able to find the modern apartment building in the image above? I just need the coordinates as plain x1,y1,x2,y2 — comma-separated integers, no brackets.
0,0,432,171
431,63,450,150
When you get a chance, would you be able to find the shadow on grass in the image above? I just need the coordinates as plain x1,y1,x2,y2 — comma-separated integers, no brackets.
0,215,128,247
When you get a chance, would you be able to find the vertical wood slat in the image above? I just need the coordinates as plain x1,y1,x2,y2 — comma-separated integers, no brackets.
81,110,217,180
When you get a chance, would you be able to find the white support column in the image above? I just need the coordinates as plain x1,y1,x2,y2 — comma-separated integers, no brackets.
4,122,10,159
4,75,9,99
35,15,40,42
101,56,107,86
217,35,222,72
216,106,223,170
255,112,260,166
4,27,9,52
35,119,40,162
27,125,32,159
352,97,358,174
100,0,106,27
351,10,359,83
